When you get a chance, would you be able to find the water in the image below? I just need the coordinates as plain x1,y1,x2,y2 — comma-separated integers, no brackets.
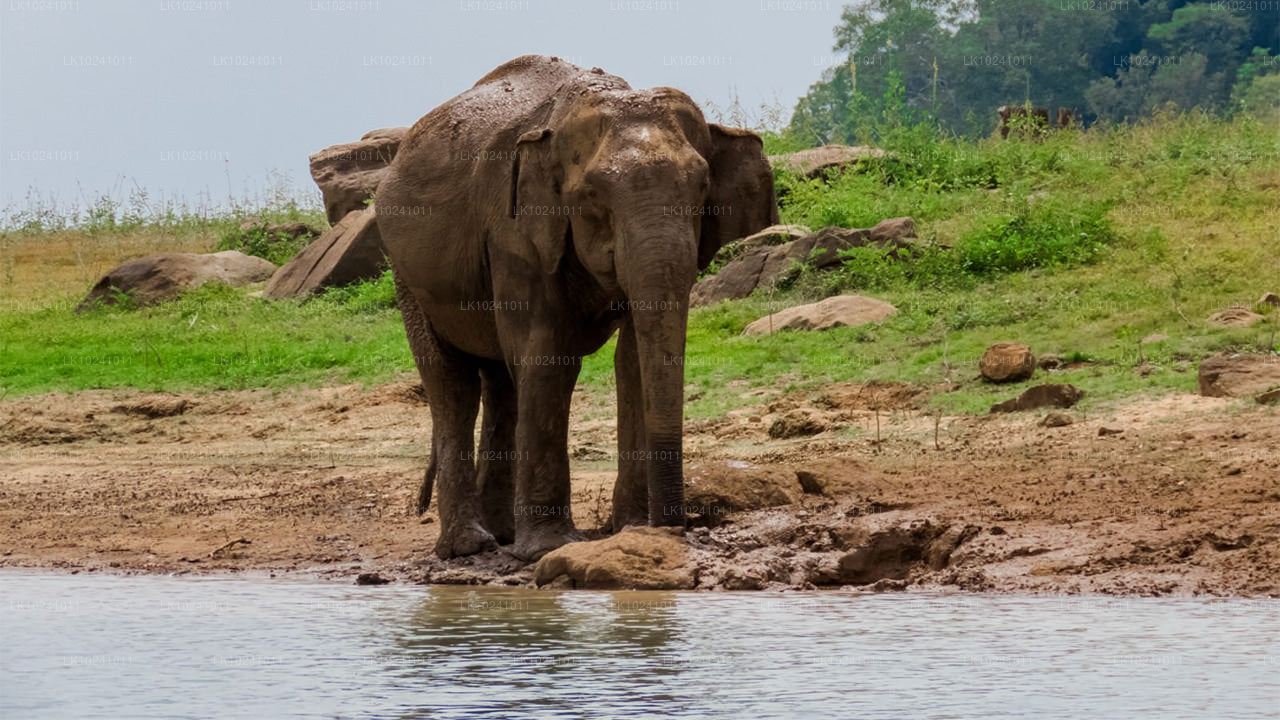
1,573,1276,719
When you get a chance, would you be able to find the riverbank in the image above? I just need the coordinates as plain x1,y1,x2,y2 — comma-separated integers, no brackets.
3,379,1276,596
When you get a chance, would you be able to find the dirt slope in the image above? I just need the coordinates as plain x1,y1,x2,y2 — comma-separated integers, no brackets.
1,378,1276,596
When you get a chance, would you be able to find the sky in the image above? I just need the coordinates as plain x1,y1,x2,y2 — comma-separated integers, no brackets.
0,0,849,214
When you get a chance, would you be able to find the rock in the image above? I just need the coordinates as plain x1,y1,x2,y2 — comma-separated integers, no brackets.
532,527,697,590
1037,354,1062,370
690,248,771,305
691,220,921,306
837,522,963,585
990,383,1084,413
1097,426,1124,436
1040,412,1074,427
1198,353,1280,398
263,207,388,299
1258,292,1280,308
767,411,827,439
309,127,408,225
1258,388,1280,405
742,295,898,335
360,126,408,142
768,144,887,179
685,461,803,521
1208,307,1264,327
979,343,1037,383
711,224,811,267
355,572,390,585
77,251,276,311
265,221,321,241
868,216,916,243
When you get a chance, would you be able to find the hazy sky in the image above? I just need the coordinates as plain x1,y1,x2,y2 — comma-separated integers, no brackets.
1,0,848,213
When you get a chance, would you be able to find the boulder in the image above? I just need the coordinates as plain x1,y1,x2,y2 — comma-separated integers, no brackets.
1208,307,1264,327
77,251,276,311
979,343,1036,383
309,127,408,225
738,223,811,250
1198,353,1280,399
868,216,917,244
742,295,898,335
691,219,919,306
769,144,887,179
712,224,811,266
990,383,1084,413
532,527,697,590
263,207,387,299
837,522,969,585
685,460,803,522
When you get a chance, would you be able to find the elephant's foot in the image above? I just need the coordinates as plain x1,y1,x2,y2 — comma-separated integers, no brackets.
610,507,648,534
433,521,498,559
480,507,516,547
511,522,583,562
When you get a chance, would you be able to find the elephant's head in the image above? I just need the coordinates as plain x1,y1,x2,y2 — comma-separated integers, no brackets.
509,84,777,526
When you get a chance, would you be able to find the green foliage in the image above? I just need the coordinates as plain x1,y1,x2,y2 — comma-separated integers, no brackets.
216,223,310,266
313,269,398,313
954,200,1114,277
1,115,1276,422
790,0,1280,139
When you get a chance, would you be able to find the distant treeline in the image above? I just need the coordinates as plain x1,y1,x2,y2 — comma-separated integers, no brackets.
789,0,1280,142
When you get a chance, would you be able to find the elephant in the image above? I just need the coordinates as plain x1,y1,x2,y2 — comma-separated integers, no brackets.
996,104,1050,139
376,55,777,560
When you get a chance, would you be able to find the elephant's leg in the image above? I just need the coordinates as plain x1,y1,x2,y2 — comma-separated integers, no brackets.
611,316,649,532
426,358,496,559
415,435,437,516
394,272,495,558
395,272,439,516
510,360,584,561
476,364,516,544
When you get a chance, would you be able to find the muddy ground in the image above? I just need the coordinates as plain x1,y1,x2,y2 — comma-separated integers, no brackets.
1,376,1277,596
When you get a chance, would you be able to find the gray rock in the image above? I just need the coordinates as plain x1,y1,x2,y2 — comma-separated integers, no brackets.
990,384,1084,413
742,294,898,335
77,251,276,311
769,144,887,179
263,206,387,299
691,218,920,306
309,127,408,225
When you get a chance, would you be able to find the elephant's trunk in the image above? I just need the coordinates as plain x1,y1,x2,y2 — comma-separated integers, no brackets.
619,221,698,527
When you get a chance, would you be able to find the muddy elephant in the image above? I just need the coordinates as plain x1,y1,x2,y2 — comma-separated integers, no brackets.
376,56,777,560
997,104,1050,139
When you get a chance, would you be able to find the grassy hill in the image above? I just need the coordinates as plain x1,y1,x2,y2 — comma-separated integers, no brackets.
2,111,1276,416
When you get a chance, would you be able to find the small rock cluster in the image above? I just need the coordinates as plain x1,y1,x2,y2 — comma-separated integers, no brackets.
531,460,978,591
691,218,922,306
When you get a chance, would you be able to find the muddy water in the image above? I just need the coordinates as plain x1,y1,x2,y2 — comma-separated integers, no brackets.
1,574,1276,719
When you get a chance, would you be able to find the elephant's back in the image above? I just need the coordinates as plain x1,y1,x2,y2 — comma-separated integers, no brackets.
398,56,589,160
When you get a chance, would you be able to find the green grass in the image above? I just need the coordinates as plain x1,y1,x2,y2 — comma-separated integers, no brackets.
2,112,1277,416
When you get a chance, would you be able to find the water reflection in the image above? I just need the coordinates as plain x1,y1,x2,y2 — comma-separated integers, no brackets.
1,574,1276,720
388,588,686,717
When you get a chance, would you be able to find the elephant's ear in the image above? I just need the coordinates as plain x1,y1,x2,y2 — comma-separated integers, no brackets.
510,128,567,275
699,123,779,271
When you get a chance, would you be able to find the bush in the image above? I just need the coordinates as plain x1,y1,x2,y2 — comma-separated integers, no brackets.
955,199,1115,277
314,269,398,313
216,223,311,266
